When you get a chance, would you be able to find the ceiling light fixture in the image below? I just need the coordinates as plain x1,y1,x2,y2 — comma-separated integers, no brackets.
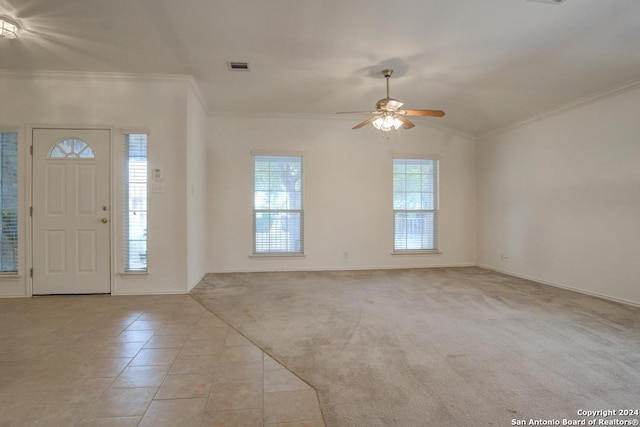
0,16,19,39
337,69,445,132
372,113,403,132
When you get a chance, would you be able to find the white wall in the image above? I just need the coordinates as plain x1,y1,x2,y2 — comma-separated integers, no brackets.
186,88,208,290
11,70,635,304
477,85,640,305
206,114,477,272
0,71,477,296
0,72,194,296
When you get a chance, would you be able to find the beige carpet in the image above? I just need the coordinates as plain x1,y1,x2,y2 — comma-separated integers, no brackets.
191,267,640,427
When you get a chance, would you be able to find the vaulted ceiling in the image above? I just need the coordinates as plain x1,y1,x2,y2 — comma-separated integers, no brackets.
2,0,640,135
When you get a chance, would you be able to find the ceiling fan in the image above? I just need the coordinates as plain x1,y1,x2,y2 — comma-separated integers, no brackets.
337,69,445,131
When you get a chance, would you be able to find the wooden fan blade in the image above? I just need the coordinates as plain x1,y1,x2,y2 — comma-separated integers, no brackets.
396,115,415,129
403,109,445,117
336,111,378,115
352,116,378,129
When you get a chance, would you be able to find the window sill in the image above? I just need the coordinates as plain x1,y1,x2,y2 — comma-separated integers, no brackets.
119,272,149,278
392,250,441,256
250,253,306,259
0,273,20,280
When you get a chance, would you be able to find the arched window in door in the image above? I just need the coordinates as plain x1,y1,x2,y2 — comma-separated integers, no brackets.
49,138,95,159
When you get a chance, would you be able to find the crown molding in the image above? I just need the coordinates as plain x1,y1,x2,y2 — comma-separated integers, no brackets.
0,69,209,112
210,110,348,121
0,68,191,83
16,67,636,141
185,75,208,112
479,77,640,139
209,110,475,140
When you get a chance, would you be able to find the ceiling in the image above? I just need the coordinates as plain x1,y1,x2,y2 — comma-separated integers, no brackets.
2,0,640,135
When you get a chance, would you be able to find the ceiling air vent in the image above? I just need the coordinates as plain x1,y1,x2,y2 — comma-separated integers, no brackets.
527,0,565,3
227,61,250,71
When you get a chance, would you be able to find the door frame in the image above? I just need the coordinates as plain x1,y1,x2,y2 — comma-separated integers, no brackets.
27,125,115,296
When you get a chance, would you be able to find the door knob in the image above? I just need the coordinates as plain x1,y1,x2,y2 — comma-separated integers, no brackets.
101,218,108,224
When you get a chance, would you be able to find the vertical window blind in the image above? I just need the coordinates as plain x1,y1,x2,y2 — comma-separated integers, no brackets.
0,132,18,273
393,158,439,251
253,155,303,254
124,134,148,272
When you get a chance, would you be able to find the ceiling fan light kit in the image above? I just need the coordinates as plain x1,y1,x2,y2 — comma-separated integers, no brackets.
372,115,403,131
337,69,445,133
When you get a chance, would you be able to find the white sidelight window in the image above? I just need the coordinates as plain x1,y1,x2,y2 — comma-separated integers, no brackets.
393,158,439,252
0,131,18,273
124,134,148,272
253,155,304,254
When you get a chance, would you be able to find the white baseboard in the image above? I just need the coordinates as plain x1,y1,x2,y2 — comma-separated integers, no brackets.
112,290,189,296
205,263,478,275
477,264,640,308
188,272,208,291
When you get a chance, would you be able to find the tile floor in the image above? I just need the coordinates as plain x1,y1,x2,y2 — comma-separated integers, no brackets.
0,294,325,427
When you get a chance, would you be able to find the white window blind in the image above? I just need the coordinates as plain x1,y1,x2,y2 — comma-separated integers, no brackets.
253,155,303,254
0,132,18,273
124,134,147,272
393,158,439,251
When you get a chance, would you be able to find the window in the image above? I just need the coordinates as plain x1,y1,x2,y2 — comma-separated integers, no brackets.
393,158,439,252
124,134,147,272
0,132,18,273
49,138,95,158
253,155,303,254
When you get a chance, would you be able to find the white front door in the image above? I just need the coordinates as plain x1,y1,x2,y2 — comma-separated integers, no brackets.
32,128,111,295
